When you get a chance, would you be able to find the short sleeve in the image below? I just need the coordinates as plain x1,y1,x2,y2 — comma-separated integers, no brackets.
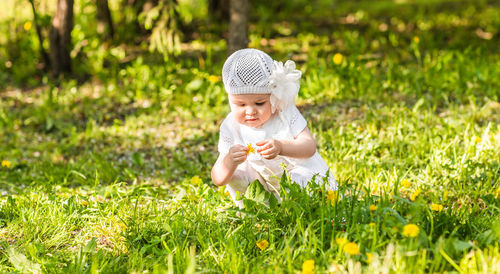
283,105,307,137
217,117,235,154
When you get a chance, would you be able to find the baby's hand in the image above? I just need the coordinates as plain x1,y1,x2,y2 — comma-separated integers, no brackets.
256,139,282,160
226,144,248,166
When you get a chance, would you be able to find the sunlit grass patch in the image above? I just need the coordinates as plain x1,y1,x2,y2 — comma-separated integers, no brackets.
1,81,499,272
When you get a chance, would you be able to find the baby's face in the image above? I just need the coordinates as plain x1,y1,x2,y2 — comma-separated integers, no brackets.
229,93,272,128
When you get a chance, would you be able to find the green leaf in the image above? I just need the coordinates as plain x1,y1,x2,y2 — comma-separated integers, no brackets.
268,192,278,209
186,79,203,93
244,180,267,203
452,239,472,253
83,238,97,253
7,246,41,274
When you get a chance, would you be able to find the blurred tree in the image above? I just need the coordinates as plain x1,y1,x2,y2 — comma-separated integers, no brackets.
142,0,160,12
96,0,114,40
140,0,181,59
208,0,229,22
49,0,74,76
123,0,159,37
228,0,248,54
28,0,50,71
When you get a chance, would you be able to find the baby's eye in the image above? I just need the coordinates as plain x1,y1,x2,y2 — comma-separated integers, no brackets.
256,102,266,106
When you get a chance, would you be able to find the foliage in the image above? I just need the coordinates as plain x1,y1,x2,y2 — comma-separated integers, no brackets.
1,0,500,272
139,0,182,60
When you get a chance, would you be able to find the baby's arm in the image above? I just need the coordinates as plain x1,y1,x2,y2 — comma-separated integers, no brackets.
257,128,316,159
211,145,249,186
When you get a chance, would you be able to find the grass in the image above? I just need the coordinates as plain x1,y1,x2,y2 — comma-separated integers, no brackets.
1,0,500,272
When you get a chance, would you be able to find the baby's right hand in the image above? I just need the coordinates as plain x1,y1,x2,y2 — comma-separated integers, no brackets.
226,145,248,167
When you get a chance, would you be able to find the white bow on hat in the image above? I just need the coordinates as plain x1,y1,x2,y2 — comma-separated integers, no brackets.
269,60,302,113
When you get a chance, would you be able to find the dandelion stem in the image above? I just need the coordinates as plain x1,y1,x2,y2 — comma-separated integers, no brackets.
439,249,464,273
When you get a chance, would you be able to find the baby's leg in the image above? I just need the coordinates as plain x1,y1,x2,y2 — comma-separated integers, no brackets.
225,163,263,208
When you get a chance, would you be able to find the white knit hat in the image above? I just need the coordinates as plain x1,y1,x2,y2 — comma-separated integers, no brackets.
222,48,302,112
222,48,274,94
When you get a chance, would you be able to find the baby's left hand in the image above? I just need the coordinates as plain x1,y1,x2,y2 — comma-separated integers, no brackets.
256,139,282,160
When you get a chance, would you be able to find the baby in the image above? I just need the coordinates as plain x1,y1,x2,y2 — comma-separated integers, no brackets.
211,48,337,208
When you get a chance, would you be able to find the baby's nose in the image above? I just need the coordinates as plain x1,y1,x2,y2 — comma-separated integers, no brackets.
246,106,257,115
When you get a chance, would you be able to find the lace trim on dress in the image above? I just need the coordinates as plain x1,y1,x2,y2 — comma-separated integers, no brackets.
218,123,234,153
289,109,299,127
221,133,233,146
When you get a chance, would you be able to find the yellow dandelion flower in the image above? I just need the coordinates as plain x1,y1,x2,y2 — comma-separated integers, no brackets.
112,216,127,232
224,191,230,196
402,224,419,238
443,190,448,201
190,176,202,185
474,136,482,144
410,189,422,201
302,260,315,274
430,203,443,212
336,237,348,246
343,242,360,255
369,222,376,227
24,21,32,31
246,143,255,155
401,179,411,188
413,36,420,43
326,190,339,205
256,239,269,251
208,75,219,83
1,160,11,168
369,204,378,211
366,252,373,263
333,53,343,65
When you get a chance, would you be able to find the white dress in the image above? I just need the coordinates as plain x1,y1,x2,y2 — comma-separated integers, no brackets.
218,104,337,207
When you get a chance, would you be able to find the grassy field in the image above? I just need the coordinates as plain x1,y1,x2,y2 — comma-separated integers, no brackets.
1,0,500,272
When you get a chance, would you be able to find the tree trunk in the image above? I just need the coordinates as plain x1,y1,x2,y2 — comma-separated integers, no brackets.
49,0,74,76
228,0,248,54
96,0,114,39
29,0,50,71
